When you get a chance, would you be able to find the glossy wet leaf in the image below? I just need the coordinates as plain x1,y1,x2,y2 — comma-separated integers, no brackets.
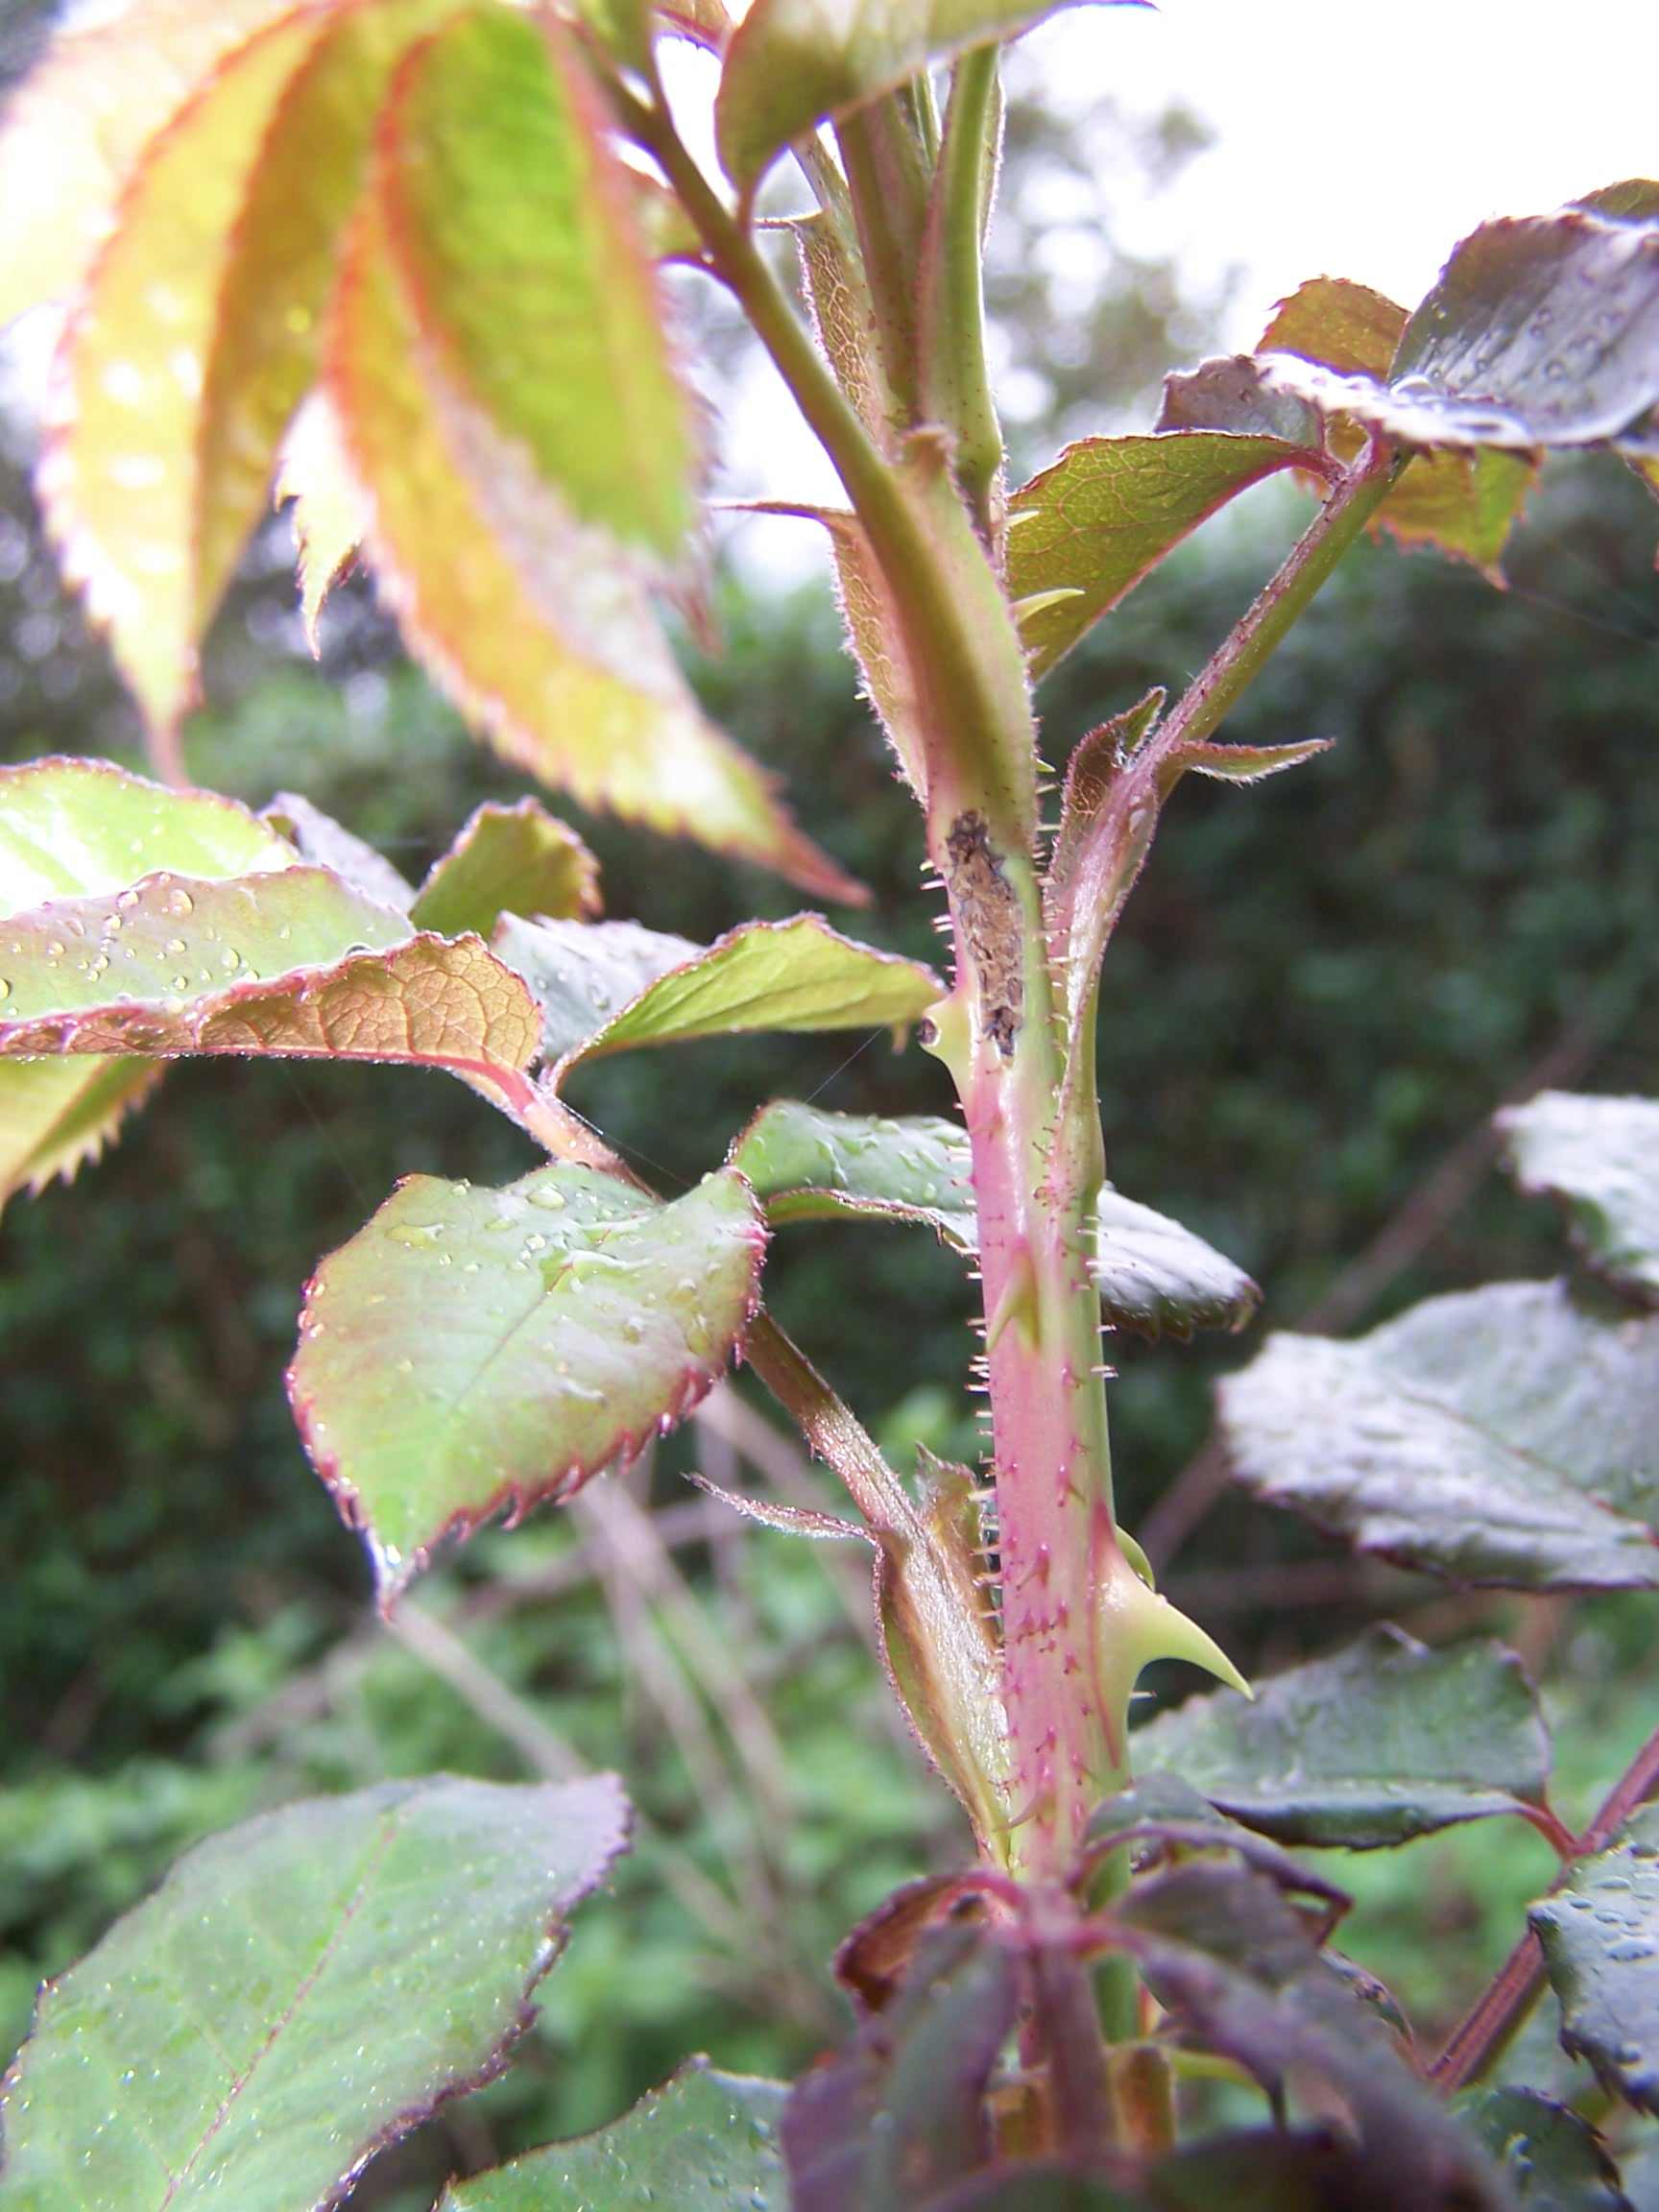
732,1100,974,1242
782,1925,1018,2212
1131,1627,1551,1847
412,799,601,939
1008,434,1310,678
1532,1807,1659,2115
0,1773,630,2212
1499,1092,1659,1309
715,0,1138,198
1453,2086,1629,2212
1114,1863,1506,2209
0,757,298,1206
289,1163,766,1597
439,2060,787,2208
1092,1188,1259,1340
1219,1280,1659,1589
498,912,939,1079
1259,209,1659,453
385,4,696,562
1255,276,1535,576
1155,356,1324,445
327,164,855,899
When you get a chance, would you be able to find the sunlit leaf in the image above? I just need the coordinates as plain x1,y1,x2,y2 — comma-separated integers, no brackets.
1258,209,1659,454
1453,2086,1629,2212
714,0,1140,199
326,163,856,897
732,1099,974,1242
0,1773,631,2212
0,757,298,1206
495,912,940,1079
1008,434,1311,678
797,212,893,438
1092,1187,1259,1341
289,1163,766,1597
1155,356,1324,445
39,8,330,737
0,0,301,328
439,2061,787,2209
781,1925,1018,2212
1255,276,1535,577
412,799,601,938
1576,180,1659,223
384,4,697,561
1219,1280,1659,1589
276,393,367,654
1498,1091,1659,1309
1532,1807,1659,2115
1131,1627,1552,1848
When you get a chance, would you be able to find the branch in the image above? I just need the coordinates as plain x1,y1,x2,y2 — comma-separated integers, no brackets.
1432,1721,1659,2092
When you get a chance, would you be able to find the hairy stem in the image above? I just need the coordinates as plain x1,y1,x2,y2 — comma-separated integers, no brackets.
922,45,1005,543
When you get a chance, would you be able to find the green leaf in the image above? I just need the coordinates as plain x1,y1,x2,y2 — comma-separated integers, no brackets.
1092,1187,1259,1341
926,2134,1407,2210
1254,276,1536,577
0,0,299,328
496,912,941,1080
714,0,1138,200
797,212,895,438
1131,1627,1552,1848
1007,434,1310,679
729,1104,1254,1337
288,1163,766,1597
731,1099,974,1243
1453,2086,1629,2212
1576,180,1659,223
325,152,857,900
0,757,299,1207
0,1773,630,2212
438,2060,787,2209
412,799,601,939
42,0,465,744
382,5,697,562
1218,1280,1659,1589
1259,209,1659,454
1532,1807,1659,2116
1498,1091,1659,1309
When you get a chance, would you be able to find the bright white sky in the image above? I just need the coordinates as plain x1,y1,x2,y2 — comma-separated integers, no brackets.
709,0,1658,569
1030,0,1658,345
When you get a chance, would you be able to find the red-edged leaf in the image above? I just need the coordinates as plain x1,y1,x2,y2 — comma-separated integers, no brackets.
1007,433,1313,678
0,756,301,1207
41,0,473,747
325,141,858,899
382,4,698,562
289,1163,767,1598
412,798,601,938
493,911,940,1080
0,0,302,327
1255,276,1536,578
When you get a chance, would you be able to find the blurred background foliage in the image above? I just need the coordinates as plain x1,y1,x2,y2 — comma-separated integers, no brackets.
3,34,1659,2201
